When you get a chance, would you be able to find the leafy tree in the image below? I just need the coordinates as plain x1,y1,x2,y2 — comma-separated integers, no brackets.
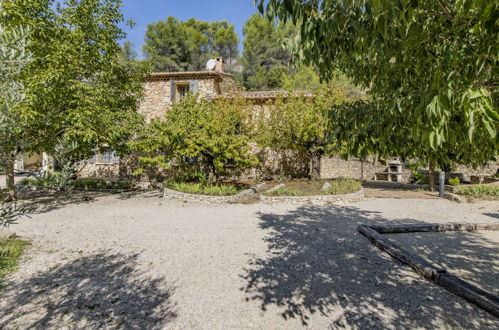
119,41,137,63
130,95,258,183
2,0,146,199
144,17,239,72
281,66,322,91
260,87,355,180
259,0,498,172
0,0,32,201
241,13,292,90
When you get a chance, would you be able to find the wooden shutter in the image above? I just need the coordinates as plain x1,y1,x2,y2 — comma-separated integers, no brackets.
189,80,199,94
170,80,176,103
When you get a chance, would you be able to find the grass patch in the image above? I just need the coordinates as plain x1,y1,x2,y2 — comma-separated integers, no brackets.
263,178,361,196
165,182,241,196
455,185,499,197
0,236,29,284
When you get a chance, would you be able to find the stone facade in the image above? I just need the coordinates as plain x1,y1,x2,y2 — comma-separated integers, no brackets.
80,69,498,184
320,156,413,182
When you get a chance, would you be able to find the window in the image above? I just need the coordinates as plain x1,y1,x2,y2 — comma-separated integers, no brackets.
88,150,119,164
101,150,114,164
176,83,189,101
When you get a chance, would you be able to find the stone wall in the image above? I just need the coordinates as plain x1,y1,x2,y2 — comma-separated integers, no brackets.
139,80,171,121
320,156,394,181
138,78,223,122
79,163,120,179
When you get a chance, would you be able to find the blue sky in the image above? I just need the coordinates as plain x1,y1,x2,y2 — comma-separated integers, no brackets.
120,0,259,58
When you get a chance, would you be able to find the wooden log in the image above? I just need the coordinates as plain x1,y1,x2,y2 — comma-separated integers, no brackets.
358,225,446,279
371,222,499,234
436,273,499,317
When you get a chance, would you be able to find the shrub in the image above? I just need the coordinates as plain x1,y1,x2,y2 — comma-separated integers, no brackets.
263,187,302,196
456,185,499,197
165,182,240,196
323,178,361,195
263,178,361,196
448,177,460,186
71,178,131,190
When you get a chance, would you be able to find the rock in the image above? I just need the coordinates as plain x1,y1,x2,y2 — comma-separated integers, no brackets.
229,189,260,204
250,182,269,193
266,184,286,193
321,182,332,191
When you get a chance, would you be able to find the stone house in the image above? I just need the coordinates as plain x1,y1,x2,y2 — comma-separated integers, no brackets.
19,58,496,183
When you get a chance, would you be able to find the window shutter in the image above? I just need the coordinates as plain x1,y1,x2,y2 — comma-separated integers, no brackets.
170,80,176,103
189,80,199,94
111,151,120,164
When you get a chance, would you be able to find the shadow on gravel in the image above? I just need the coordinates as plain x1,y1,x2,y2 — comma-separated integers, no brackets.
0,252,177,329
241,205,497,328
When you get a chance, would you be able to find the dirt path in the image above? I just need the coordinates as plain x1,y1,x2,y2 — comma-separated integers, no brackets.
0,193,497,329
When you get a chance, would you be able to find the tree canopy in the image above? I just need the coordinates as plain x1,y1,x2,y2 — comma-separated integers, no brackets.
130,95,258,183
144,17,239,72
241,13,291,90
258,0,498,168
2,0,147,197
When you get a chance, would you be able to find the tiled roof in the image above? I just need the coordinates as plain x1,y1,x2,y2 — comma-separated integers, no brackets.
223,90,314,100
147,71,232,82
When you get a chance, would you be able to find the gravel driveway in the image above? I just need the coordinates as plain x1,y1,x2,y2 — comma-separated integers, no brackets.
1,193,498,329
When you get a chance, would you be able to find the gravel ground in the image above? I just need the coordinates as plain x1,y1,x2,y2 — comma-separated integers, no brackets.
0,192,498,329
387,230,499,296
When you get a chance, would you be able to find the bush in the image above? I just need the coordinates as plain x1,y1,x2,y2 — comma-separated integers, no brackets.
263,187,302,196
71,178,131,190
448,177,460,186
323,178,362,195
165,182,240,196
263,178,361,196
456,185,499,197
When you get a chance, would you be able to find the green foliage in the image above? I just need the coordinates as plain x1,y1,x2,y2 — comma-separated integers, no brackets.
260,86,355,178
19,176,131,190
130,95,258,182
0,201,34,227
70,178,131,190
323,178,362,195
281,66,322,92
241,13,292,90
2,0,147,196
166,171,208,186
144,17,239,72
0,236,28,284
263,186,302,196
165,182,240,196
259,0,498,169
448,177,460,186
263,178,361,196
456,185,499,197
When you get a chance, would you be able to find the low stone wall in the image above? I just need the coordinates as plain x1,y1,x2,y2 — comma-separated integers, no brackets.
163,187,235,203
163,186,364,204
260,188,364,204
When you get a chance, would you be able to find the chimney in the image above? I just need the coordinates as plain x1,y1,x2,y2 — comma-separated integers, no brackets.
215,58,224,71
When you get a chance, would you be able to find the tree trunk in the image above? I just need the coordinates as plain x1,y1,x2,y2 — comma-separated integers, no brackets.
360,158,365,181
207,161,217,184
428,161,435,191
309,151,322,181
5,159,16,201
